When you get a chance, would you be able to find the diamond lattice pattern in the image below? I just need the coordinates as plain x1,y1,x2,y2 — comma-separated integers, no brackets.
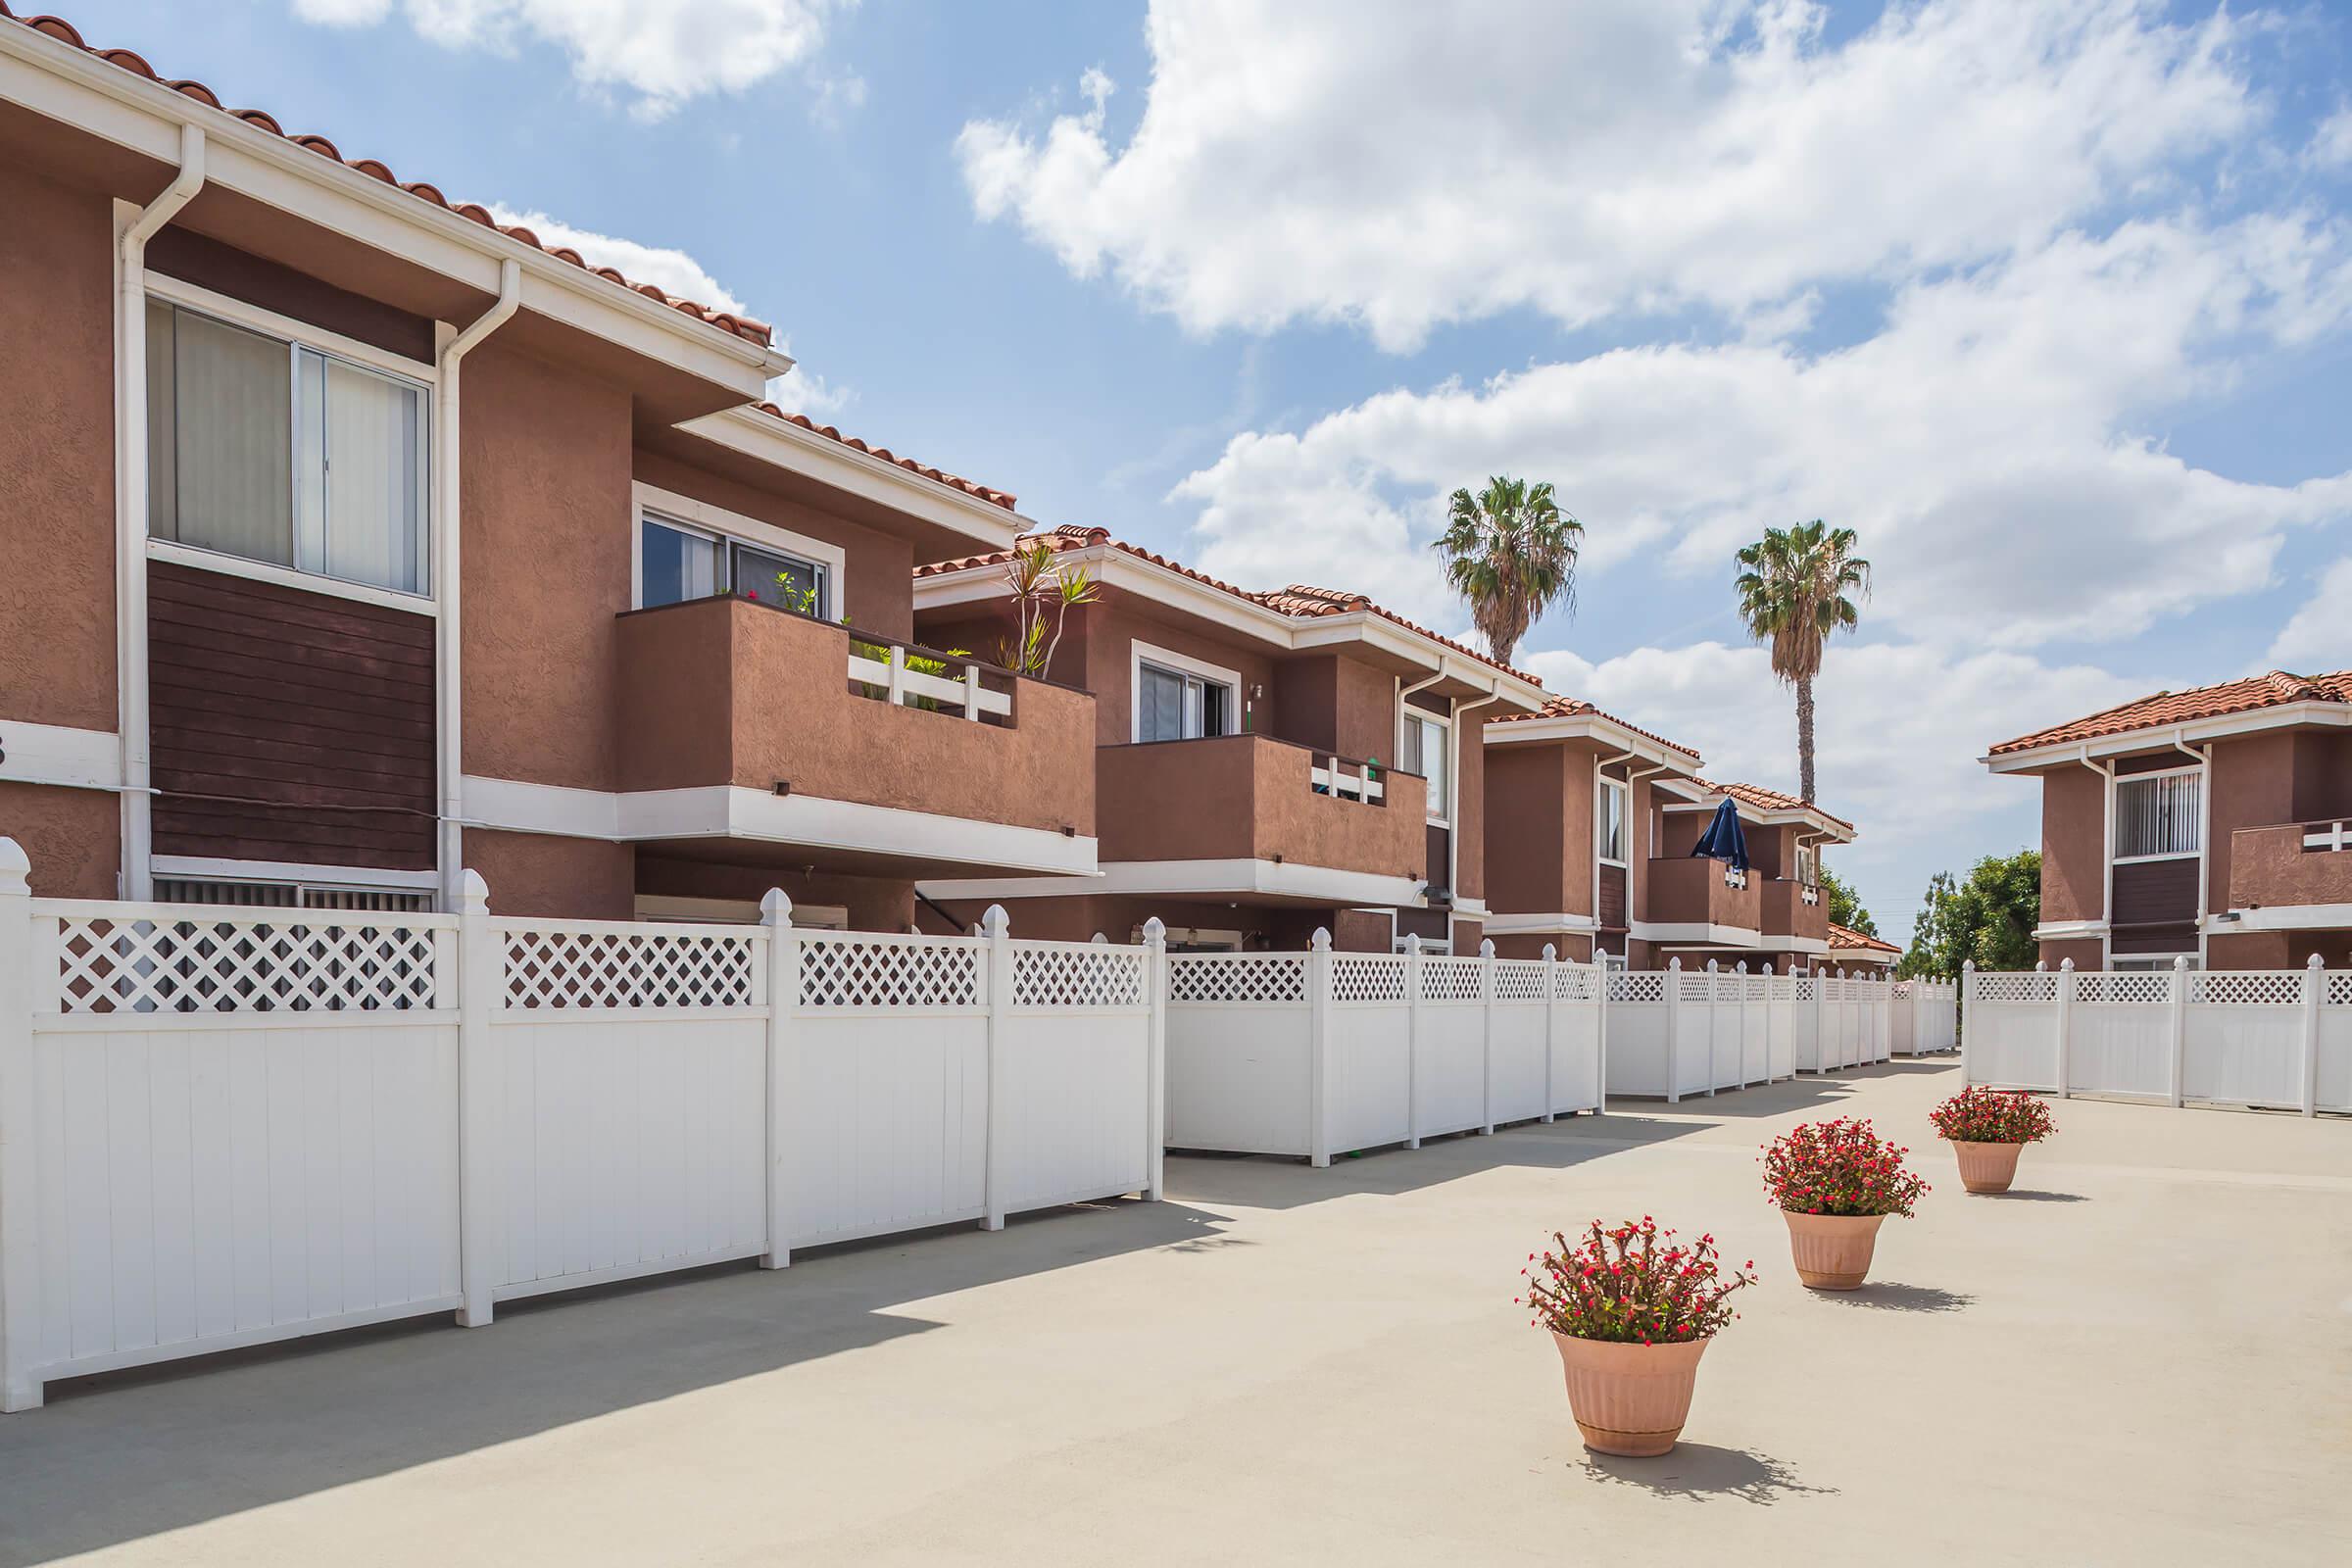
502,927,755,1009
56,917,438,1013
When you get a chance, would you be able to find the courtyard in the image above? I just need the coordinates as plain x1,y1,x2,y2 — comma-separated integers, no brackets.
0,1059,2344,1566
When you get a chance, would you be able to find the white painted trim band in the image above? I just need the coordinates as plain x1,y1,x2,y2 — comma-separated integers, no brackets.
0,720,122,791
918,858,1425,908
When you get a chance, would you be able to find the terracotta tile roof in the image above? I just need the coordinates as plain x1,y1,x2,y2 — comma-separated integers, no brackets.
752,405,1016,511
1828,922,1899,955
3,5,773,350
1486,695,1699,760
1985,668,2352,757
1698,778,1856,835
914,526,1543,683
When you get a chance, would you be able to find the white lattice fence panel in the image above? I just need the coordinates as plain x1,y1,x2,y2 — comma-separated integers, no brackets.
2188,971,2304,1006
1012,943,1146,1008
1678,971,1714,1003
1494,960,1550,1002
797,934,982,1009
1555,965,1602,1003
1974,972,2058,1004
1332,956,1406,1004
1421,957,1484,1003
1609,971,1664,1004
501,926,755,1009
2329,972,2352,1006
1167,954,1306,1004
54,914,441,1013
1792,977,1819,1002
2077,972,2176,1004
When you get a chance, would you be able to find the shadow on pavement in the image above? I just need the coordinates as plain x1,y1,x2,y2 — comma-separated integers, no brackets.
1578,1443,1837,1504
1980,1188,2090,1202
1818,1280,1974,1313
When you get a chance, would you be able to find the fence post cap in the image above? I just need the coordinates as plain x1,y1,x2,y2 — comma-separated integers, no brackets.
0,835,26,896
982,904,1010,938
2060,956,2075,971
1309,926,1332,951
2173,954,2189,970
759,888,793,926
2310,953,2327,970
1091,932,1108,945
1404,934,1422,956
1962,958,1977,972
1706,957,1719,972
1542,942,1556,962
1762,961,1774,975
1668,956,1681,971
456,867,489,913
2034,959,2047,971
1736,959,1748,974
1480,937,1496,958
1141,915,1166,949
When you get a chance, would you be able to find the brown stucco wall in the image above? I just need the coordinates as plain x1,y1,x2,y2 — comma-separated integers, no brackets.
1452,701,1487,905
2288,732,2352,821
2208,732,2299,918
613,596,1095,836
1093,735,1424,878
0,784,121,899
0,166,117,733
463,828,634,918
1074,594,1280,749
2227,823,2352,909
2037,937,2103,971
146,227,436,362
636,854,913,933
1483,744,1570,916
461,342,636,792
632,450,918,642
2037,765,2106,924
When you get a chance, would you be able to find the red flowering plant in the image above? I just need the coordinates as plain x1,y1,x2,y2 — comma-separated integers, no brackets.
1519,1217,1757,1345
1930,1086,2054,1145
1760,1117,1928,1217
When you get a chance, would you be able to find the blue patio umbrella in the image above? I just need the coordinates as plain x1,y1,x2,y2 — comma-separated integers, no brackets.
1690,798,1749,874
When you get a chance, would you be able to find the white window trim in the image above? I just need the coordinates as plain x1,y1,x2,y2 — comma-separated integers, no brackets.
1401,709,1452,826
1143,925,1249,951
1597,775,1630,869
144,271,439,384
630,480,848,620
2110,765,2205,863
150,854,439,891
147,536,438,615
1129,639,1243,744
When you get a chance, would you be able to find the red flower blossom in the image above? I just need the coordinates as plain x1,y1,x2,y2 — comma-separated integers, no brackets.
1521,1217,1757,1345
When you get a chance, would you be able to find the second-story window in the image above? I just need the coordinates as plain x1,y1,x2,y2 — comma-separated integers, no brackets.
1136,660,1230,742
639,514,829,615
1400,712,1449,824
1795,843,1817,887
1597,776,1629,865
2115,771,2201,859
146,299,429,596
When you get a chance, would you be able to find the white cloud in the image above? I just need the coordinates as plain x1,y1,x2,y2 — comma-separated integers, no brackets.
1172,215,2352,651
484,206,748,313
2266,556,2352,668
957,0,2252,349
764,367,858,421
2309,106,2352,170
293,0,852,120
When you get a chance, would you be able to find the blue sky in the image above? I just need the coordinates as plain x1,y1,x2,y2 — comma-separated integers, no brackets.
78,0,2352,944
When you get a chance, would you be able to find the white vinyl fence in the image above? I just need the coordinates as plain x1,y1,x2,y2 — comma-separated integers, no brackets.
1891,979,1959,1056
1963,957,2351,1115
0,841,1161,1411
1602,960,1894,1101
1164,935,1605,1163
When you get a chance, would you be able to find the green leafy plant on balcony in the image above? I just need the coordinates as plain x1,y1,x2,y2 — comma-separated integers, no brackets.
994,539,1101,677
761,572,973,712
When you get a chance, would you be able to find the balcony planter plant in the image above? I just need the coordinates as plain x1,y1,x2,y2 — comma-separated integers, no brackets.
1520,1217,1756,1457
1760,1119,1927,1290
1929,1087,2054,1195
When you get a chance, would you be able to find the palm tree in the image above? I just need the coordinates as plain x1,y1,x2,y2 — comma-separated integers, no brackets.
1735,520,1870,805
1431,475,1582,669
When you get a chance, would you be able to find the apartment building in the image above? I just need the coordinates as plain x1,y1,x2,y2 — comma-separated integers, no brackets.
908,527,1548,951
0,7,1100,925
1481,695,1855,970
1984,669,2352,969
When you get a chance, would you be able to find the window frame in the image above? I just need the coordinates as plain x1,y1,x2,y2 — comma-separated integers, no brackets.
2111,764,2204,864
1129,640,1243,745
143,275,437,605
1400,710,1452,826
1596,775,1630,868
629,481,847,621
1794,842,1818,888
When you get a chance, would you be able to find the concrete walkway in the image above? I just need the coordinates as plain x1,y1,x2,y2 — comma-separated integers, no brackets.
3,1060,2346,1566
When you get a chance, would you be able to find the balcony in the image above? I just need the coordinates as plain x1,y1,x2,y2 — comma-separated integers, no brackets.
612,595,1097,876
1760,878,1830,945
2228,820,2352,911
1643,855,1764,935
1094,734,1427,902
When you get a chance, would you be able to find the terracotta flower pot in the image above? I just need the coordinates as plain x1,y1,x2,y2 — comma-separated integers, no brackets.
1549,1333,1709,1457
1781,1210,1885,1290
1951,1139,2026,1195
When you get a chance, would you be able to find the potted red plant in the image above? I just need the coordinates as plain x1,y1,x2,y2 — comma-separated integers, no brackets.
1930,1086,2054,1195
1520,1217,1756,1456
1760,1118,1927,1290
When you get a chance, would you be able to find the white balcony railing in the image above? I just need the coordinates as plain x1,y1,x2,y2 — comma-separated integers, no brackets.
2303,820,2350,853
848,641,1013,720
1310,755,1385,804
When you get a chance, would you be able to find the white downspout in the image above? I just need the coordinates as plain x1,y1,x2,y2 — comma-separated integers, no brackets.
1449,680,1503,945
435,260,522,909
2075,746,2114,965
1592,747,1637,952
2173,731,2211,967
115,123,207,900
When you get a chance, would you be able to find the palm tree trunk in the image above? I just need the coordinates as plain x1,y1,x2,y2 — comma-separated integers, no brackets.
1795,673,1817,804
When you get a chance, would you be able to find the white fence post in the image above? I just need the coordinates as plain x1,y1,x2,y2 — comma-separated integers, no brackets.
1592,953,1609,1114
1540,943,1558,1124
1143,916,1168,1197
1404,934,1425,1149
2303,953,2324,1119
981,904,1012,1230
1705,959,1720,1097
0,840,43,1410
2168,955,2188,1109
1734,960,1750,1088
1664,956,1682,1105
1307,928,1334,1165
1960,960,1975,1083
1810,965,1827,1073
455,868,498,1328
1479,937,1496,1136
2055,957,2076,1099
760,890,796,1267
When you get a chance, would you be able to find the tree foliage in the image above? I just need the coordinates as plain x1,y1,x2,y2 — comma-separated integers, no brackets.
1819,867,1875,937
1432,474,1582,669
1896,850,2041,978
1734,520,1869,804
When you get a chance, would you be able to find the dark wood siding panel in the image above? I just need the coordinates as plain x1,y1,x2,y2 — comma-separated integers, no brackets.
148,560,435,871
2111,857,2198,929
1425,824,1451,897
1598,863,1629,931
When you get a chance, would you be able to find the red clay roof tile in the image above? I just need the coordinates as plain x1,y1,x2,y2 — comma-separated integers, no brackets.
1485,695,1699,760
1692,778,1856,834
913,526,1543,683
3,4,774,350
1828,921,1899,954
751,405,1016,512
1986,668,2352,756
